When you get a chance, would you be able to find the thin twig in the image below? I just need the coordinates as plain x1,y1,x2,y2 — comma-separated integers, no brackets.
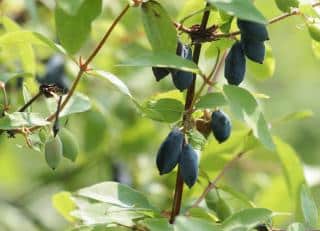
18,92,42,112
207,50,227,93
191,50,221,107
179,6,211,24
189,152,245,209
30,4,130,130
175,2,320,41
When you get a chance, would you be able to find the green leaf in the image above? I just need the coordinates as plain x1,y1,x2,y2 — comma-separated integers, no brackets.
300,184,319,227
0,72,32,84
0,112,50,129
71,202,143,227
274,110,314,124
55,0,102,54
308,23,320,42
0,31,67,57
221,208,272,231
142,98,184,123
48,93,91,118
247,44,275,80
288,223,306,231
52,191,76,222
0,16,36,75
56,0,86,15
219,185,255,208
90,70,132,98
207,0,266,24
205,39,234,58
77,182,153,210
275,0,299,12
273,137,306,220
223,85,275,150
152,90,184,103
188,207,219,222
175,216,221,231
142,218,174,231
187,129,206,151
119,52,199,74
299,4,319,18
60,93,91,117
141,0,177,53
196,92,227,109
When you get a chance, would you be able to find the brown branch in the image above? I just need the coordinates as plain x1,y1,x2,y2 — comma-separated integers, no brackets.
29,4,130,131
189,152,245,209
169,3,211,224
56,4,130,119
175,2,320,41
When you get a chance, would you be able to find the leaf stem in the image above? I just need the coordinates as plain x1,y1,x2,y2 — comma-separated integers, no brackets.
169,3,211,224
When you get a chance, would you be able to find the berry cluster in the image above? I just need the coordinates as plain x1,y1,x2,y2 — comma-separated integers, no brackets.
225,19,269,86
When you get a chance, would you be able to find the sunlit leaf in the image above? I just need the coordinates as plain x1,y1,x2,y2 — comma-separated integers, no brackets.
142,98,184,123
52,191,77,222
90,70,132,98
71,202,143,227
0,16,36,75
77,182,153,210
207,0,266,24
142,218,174,231
196,92,228,109
300,184,318,227
47,93,91,117
221,208,272,231
0,112,50,129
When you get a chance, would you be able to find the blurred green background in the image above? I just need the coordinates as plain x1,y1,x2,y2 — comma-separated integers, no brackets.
0,0,319,230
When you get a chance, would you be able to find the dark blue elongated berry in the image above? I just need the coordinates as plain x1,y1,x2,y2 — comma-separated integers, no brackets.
152,67,170,81
211,110,231,143
171,71,194,91
241,39,265,64
237,19,269,42
156,128,184,175
224,42,246,86
179,144,199,188
171,42,194,91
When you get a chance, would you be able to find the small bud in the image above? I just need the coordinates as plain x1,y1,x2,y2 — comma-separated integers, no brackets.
0,81,5,89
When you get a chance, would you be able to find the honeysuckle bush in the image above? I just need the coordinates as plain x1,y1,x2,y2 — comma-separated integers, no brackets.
1,0,320,230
